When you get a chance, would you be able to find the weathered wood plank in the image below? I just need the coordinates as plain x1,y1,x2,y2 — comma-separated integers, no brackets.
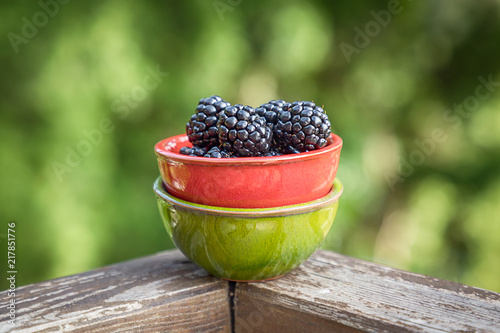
3,249,499,332
234,250,500,333
0,250,230,333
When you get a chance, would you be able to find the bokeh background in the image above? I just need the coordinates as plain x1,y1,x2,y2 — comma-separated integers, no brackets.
1,0,500,292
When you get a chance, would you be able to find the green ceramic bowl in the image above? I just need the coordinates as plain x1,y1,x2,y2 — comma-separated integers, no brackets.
153,176,343,281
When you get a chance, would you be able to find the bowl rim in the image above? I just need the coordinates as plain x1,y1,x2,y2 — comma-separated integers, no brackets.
154,133,343,165
153,176,343,217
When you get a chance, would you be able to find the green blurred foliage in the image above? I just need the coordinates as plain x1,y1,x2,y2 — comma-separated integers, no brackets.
1,0,499,292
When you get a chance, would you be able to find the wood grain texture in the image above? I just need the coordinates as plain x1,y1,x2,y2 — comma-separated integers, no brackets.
0,250,230,333
234,250,500,333
2,249,499,332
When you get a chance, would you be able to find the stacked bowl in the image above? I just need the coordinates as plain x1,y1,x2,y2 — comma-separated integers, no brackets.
153,133,343,281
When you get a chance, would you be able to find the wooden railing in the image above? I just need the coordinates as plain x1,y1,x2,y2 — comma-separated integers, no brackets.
1,250,499,332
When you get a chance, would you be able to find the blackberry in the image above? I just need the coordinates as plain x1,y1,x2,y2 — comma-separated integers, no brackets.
274,101,331,152
179,146,209,156
264,149,282,157
186,95,231,148
204,146,231,158
279,145,301,154
218,105,273,157
256,99,292,151
255,99,291,130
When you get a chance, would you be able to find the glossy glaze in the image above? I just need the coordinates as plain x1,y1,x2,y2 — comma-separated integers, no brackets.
153,176,343,281
154,133,343,208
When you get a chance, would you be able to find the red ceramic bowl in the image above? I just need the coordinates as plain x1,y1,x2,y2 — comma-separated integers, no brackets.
154,133,342,208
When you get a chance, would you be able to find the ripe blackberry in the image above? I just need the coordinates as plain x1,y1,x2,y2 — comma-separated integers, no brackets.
255,99,291,130
264,149,282,157
186,95,231,148
218,105,273,157
204,146,231,158
274,101,331,152
256,99,292,151
179,146,209,156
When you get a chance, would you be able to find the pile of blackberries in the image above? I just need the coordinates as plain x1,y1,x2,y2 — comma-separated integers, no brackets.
181,95,332,158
